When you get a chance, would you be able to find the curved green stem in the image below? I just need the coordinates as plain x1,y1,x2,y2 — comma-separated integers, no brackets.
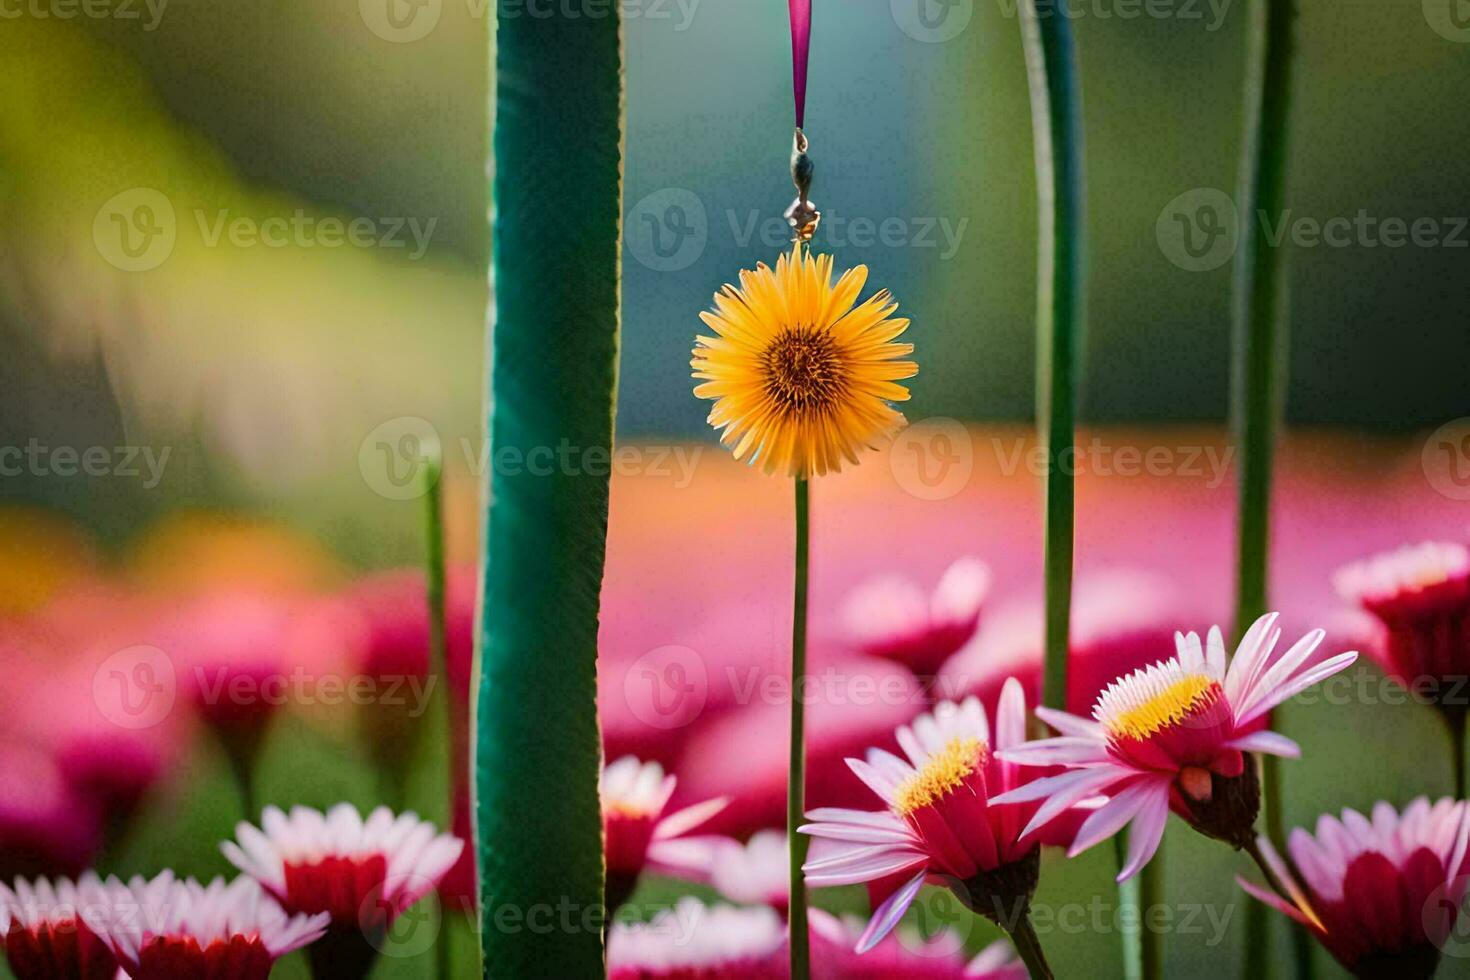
789,476,812,980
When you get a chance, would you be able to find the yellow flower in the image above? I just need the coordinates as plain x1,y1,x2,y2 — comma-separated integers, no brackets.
690,246,918,478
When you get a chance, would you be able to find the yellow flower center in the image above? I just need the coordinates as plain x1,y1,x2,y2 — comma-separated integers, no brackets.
761,327,847,416
1104,675,1215,741
893,737,983,817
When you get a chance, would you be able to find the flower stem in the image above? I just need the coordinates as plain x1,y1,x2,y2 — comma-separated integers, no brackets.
1016,2,1083,975
1005,910,1056,980
419,449,453,980
1017,0,1084,717
789,475,811,980
1232,0,1297,975
1446,709,1467,798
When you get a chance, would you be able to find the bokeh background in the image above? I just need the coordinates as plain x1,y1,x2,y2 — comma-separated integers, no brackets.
1,0,1468,977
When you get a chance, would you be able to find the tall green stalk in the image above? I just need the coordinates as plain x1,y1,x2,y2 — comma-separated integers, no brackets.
1231,0,1300,977
789,476,812,980
1017,0,1083,719
1016,0,1090,976
474,2,623,975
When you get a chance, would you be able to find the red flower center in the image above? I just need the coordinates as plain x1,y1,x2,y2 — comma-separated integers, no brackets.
282,853,390,929
134,934,272,980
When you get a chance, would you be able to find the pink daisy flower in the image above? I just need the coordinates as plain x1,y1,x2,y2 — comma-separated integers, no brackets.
1237,797,1470,978
600,756,727,912
843,557,990,679
607,897,787,979
799,680,1072,954
0,873,116,980
221,803,462,979
995,613,1358,879
1335,542,1470,719
810,910,1025,979
94,873,326,980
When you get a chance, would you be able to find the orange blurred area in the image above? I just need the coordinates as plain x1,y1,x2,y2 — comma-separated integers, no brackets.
0,507,98,616
124,510,343,596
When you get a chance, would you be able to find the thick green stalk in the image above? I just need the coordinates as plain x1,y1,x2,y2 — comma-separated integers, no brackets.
1231,0,1299,976
1017,0,1083,717
789,476,812,980
474,3,622,975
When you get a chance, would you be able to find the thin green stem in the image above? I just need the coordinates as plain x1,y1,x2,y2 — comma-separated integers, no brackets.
1232,0,1297,975
1114,834,1143,980
789,475,811,980
1447,710,1467,799
1018,0,1084,716
1139,837,1164,980
1005,910,1056,980
419,449,452,980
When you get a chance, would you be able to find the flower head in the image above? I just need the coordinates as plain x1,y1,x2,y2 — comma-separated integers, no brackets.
0,873,116,980
607,897,787,979
222,803,461,979
94,873,327,980
844,557,990,678
1237,797,1470,978
996,613,1358,879
600,757,727,912
800,680,1070,952
691,245,917,478
1335,541,1470,716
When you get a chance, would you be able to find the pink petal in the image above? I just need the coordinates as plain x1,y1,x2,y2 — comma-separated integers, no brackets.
855,869,927,954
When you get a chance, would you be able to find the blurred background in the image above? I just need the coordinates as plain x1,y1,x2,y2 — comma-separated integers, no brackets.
1,1,1468,977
